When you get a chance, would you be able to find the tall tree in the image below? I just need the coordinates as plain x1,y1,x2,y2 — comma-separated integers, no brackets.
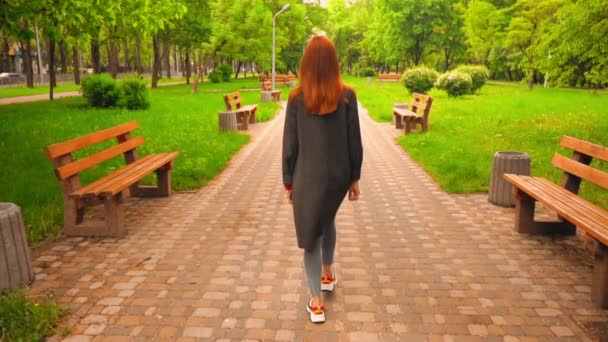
504,0,566,89
463,0,506,66
541,0,608,88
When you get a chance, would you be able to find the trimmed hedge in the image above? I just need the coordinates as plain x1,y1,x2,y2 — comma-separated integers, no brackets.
81,74,150,110
436,71,473,97
454,65,489,93
81,74,120,108
401,67,439,94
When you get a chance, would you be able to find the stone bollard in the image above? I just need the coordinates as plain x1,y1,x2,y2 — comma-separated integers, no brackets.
0,202,34,290
489,151,531,207
218,110,238,132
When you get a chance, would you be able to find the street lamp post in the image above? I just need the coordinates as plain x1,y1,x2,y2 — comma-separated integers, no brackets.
272,4,290,91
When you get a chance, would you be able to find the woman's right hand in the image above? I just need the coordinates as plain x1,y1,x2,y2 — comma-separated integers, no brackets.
348,181,360,201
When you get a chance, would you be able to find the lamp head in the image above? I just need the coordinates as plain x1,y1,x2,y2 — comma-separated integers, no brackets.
279,4,290,14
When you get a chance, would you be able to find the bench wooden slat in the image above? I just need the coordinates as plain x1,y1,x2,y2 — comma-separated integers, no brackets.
70,154,158,198
56,137,145,180
535,177,608,224
561,136,608,162
100,152,179,197
237,104,258,113
46,121,139,159
504,174,608,245
552,153,608,190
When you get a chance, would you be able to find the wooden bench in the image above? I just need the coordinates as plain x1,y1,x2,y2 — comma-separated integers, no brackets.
223,91,258,130
261,80,281,102
45,121,179,237
378,73,401,82
503,136,608,307
393,93,434,134
275,74,296,87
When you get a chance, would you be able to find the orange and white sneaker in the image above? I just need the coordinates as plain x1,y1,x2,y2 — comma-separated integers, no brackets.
306,300,325,323
321,274,337,292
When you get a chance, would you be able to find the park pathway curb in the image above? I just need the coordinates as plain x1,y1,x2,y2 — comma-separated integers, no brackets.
29,102,607,341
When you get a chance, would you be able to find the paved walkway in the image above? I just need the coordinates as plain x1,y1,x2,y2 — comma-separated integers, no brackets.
0,82,186,106
31,103,607,341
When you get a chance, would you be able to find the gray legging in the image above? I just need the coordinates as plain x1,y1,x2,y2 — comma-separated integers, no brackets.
303,221,336,296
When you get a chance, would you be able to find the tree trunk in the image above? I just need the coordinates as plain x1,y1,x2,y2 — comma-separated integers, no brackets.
235,61,242,79
527,68,535,90
72,46,81,85
48,38,56,100
1,36,10,72
123,38,130,73
151,34,161,88
108,39,119,78
163,34,170,78
135,38,143,74
174,46,178,75
185,50,191,84
91,37,101,74
21,41,34,88
59,40,67,73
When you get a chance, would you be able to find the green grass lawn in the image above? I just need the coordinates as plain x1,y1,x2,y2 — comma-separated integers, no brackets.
0,80,280,244
345,76,608,208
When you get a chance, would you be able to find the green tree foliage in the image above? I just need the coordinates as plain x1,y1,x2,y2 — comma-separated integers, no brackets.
541,0,608,88
463,0,506,66
504,0,566,89
436,70,473,96
402,67,439,94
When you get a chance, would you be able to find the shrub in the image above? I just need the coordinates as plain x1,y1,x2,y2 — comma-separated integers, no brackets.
218,64,233,82
362,67,376,77
207,69,222,83
401,67,439,94
435,71,472,97
81,74,120,108
454,65,489,93
0,289,67,341
118,77,150,110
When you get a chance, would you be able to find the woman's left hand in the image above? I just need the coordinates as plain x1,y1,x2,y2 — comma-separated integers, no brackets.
287,190,293,204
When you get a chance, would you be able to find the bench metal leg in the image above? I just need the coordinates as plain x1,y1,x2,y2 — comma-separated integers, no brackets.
421,118,428,132
133,165,173,198
513,190,576,235
63,194,126,237
63,197,85,235
592,243,608,308
236,112,249,130
104,193,126,237
403,118,413,134
394,114,403,129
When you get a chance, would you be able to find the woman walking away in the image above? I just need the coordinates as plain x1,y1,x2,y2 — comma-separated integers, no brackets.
282,34,363,324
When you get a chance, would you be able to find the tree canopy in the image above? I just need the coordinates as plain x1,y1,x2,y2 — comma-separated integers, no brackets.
0,0,605,90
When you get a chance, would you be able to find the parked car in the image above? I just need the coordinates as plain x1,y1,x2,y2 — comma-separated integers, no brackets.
0,72,25,85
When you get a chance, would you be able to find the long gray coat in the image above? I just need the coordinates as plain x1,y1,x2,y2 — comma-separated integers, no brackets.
282,88,363,250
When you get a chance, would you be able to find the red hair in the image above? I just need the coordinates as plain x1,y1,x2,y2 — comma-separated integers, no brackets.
290,35,349,115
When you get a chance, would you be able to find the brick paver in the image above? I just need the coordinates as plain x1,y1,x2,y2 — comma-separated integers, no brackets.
31,103,607,341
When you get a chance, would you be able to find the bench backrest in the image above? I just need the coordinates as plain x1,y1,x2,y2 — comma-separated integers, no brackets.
224,91,243,110
45,121,142,193
378,74,400,80
409,93,433,119
553,136,608,194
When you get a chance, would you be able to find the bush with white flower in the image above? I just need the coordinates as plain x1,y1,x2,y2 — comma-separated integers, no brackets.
401,67,439,94
435,71,472,97
454,65,489,93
